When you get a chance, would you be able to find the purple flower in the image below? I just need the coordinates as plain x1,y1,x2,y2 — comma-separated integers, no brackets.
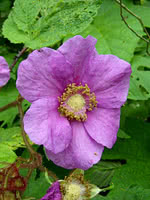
16,35,131,170
41,181,62,200
0,56,10,87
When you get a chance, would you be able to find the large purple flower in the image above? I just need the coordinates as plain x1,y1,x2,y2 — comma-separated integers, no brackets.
16,35,131,170
0,56,10,87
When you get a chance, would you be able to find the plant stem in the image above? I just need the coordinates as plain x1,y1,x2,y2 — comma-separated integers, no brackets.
10,47,28,71
0,96,24,112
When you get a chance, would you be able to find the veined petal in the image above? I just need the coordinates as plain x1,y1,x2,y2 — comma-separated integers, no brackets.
58,35,97,84
24,98,72,154
81,54,131,108
84,108,120,148
17,48,73,103
46,122,104,170
0,56,10,87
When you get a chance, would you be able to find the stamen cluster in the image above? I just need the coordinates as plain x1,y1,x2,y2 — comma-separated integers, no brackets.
60,173,91,200
58,83,97,121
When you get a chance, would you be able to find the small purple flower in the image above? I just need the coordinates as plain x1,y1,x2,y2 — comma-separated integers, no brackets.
16,35,131,170
0,56,10,87
41,181,62,200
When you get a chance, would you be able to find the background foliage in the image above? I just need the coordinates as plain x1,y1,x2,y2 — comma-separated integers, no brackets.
0,0,150,199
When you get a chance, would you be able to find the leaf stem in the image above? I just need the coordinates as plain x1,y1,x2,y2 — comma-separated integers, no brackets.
115,0,150,56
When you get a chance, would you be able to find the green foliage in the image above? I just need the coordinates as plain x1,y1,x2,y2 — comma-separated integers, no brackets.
99,118,150,198
0,80,30,127
0,144,17,168
85,161,121,188
79,0,143,62
2,0,101,49
21,169,50,199
0,0,150,199
129,56,150,100
0,127,26,150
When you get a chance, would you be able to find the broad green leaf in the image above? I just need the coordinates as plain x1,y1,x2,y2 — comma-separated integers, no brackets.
3,0,101,49
0,127,31,150
92,0,144,62
102,118,150,198
128,5,150,27
21,169,50,199
128,56,150,100
85,161,121,188
0,144,17,168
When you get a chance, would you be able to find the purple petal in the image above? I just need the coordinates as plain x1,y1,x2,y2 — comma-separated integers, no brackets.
24,98,72,154
16,48,73,103
81,54,131,108
41,181,62,200
58,35,97,84
46,122,104,170
84,108,120,148
0,56,10,87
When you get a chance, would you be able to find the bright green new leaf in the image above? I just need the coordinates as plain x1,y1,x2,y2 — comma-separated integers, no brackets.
3,0,101,49
0,144,17,168
0,127,31,150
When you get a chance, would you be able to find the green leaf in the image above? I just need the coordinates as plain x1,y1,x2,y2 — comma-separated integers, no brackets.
92,0,144,62
121,100,150,121
0,127,29,150
0,80,30,127
102,118,150,198
128,56,150,100
3,0,101,49
117,128,131,139
0,144,17,168
85,161,121,188
79,24,111,54
22,169,50,199
92,186,150,200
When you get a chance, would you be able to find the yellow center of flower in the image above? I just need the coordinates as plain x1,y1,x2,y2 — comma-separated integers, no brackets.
67,94,85,112
64,183,81,200
58,83,97,121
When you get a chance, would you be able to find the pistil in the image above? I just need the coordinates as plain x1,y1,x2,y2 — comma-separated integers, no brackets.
58,83,97,121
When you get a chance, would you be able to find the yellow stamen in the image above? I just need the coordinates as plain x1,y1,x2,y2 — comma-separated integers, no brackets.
58,83,97,121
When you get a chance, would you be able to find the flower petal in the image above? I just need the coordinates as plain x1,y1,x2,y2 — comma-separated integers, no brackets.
24,98,72,154
58,35,97,84
81,54,131,108
46,122,104,170
0,56,10,87
40,181,62,200
17,48,73,103
84,108,120,148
